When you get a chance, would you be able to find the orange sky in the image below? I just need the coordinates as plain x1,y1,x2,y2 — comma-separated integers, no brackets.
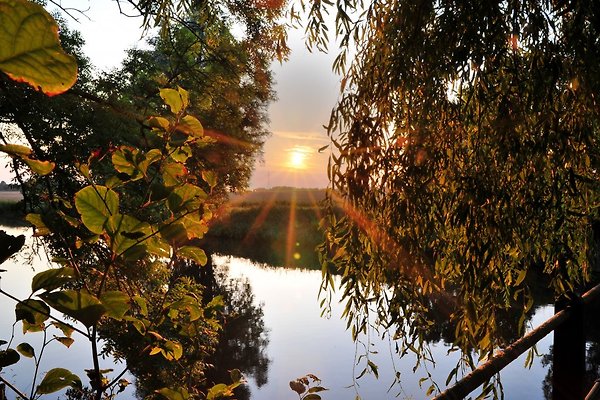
0,1,339,189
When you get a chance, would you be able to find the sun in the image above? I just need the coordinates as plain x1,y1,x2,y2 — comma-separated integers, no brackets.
288,149,307,170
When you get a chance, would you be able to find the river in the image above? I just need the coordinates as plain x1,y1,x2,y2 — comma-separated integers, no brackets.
0,225,592,399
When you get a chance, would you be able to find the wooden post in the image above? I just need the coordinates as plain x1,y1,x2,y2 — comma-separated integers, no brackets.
553,294,586,400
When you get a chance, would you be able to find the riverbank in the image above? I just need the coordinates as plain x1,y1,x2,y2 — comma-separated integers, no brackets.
0,191,26,227
205,202,325,269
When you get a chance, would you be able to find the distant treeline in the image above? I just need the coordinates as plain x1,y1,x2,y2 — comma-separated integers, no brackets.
204,195,327,270
0,181,19,191
228,187,327,206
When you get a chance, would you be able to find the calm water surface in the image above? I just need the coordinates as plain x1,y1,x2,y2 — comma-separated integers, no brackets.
213,255,554,400
0,227,564,399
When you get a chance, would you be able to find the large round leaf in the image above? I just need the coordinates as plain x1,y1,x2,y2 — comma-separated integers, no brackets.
36,368,81,394
40,290,106,327
75,186,119,234
0,0,77,95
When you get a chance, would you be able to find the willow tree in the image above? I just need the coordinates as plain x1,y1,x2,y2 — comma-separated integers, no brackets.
311,0,600,379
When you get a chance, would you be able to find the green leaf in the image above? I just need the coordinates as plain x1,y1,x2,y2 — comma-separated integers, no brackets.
16,342,35,358
160,88,185,114
162,161,186,187
16,299,50,325
105,214,150,258
207,383,233,400
100,291,131,321
177,115,204,137
180,214,208,240
0,348,20,367
25,213,50,236
0,0,77,95
138,149,162,174
367,360,379,378
112,147,142,180
75,186,119,234
202,170,217,189
146,234,171,258
40,290,106,327
178,246,207,266
167,183,206,213
304,395,322,400
147,116,170,131
156,387,190,400
162,340,183,361
160,222,187,244
36,368,81,394
31,267,76,292
230,369,243,384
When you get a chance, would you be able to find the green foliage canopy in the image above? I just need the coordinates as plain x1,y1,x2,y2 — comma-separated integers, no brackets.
312,0,600,374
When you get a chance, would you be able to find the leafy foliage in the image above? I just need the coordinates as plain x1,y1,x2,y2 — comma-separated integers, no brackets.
307,0,600,392
0,0,77,95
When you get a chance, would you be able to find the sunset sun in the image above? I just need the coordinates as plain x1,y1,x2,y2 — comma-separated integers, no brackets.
287,148,308,170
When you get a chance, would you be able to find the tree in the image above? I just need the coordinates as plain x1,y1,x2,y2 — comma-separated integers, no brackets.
309,0,600,388
0,1,287,399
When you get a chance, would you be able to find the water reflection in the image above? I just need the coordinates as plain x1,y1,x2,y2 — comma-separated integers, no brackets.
3,225,600,399
205,267,270,400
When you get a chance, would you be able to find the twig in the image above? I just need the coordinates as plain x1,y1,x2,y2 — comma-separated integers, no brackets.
0,376,29,400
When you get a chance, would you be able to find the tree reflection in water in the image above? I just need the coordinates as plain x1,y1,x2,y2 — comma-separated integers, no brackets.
204,264,270,400
95,256,270,399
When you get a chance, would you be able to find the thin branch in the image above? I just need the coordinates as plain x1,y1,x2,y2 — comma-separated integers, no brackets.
0,288,89,338
0,376,30,400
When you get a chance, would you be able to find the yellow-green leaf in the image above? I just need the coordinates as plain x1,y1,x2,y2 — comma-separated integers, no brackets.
178,246,207,266
31,267,76,292
16,342,35,358
23,157,55,175
36,368,81,394
202,170,217,189
156,387,190,400
26,213,50,236
176,115,204,137
0,143,31,156
160,88,184,114
162,161,186,187
100,290,131,321
15,299,50,325
0,0,77,95
75,186,119,234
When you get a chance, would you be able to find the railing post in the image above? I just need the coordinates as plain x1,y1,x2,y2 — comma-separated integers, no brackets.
553,294,586,400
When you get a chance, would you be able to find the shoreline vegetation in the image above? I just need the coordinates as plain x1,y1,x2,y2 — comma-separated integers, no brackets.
205,187,327,270
0,190,26,227
1,188,328,268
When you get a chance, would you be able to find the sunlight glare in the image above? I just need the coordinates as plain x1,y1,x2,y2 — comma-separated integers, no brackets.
288,149,307,170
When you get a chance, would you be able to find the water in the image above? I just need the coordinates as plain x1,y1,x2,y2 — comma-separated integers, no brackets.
0,226,135,400
212,255,555,400
0,226,584,399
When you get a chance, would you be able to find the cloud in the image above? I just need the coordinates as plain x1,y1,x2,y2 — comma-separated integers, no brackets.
272,131,329,142
284,145,315,154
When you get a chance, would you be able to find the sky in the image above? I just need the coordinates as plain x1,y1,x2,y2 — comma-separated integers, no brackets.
0,1,340,189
